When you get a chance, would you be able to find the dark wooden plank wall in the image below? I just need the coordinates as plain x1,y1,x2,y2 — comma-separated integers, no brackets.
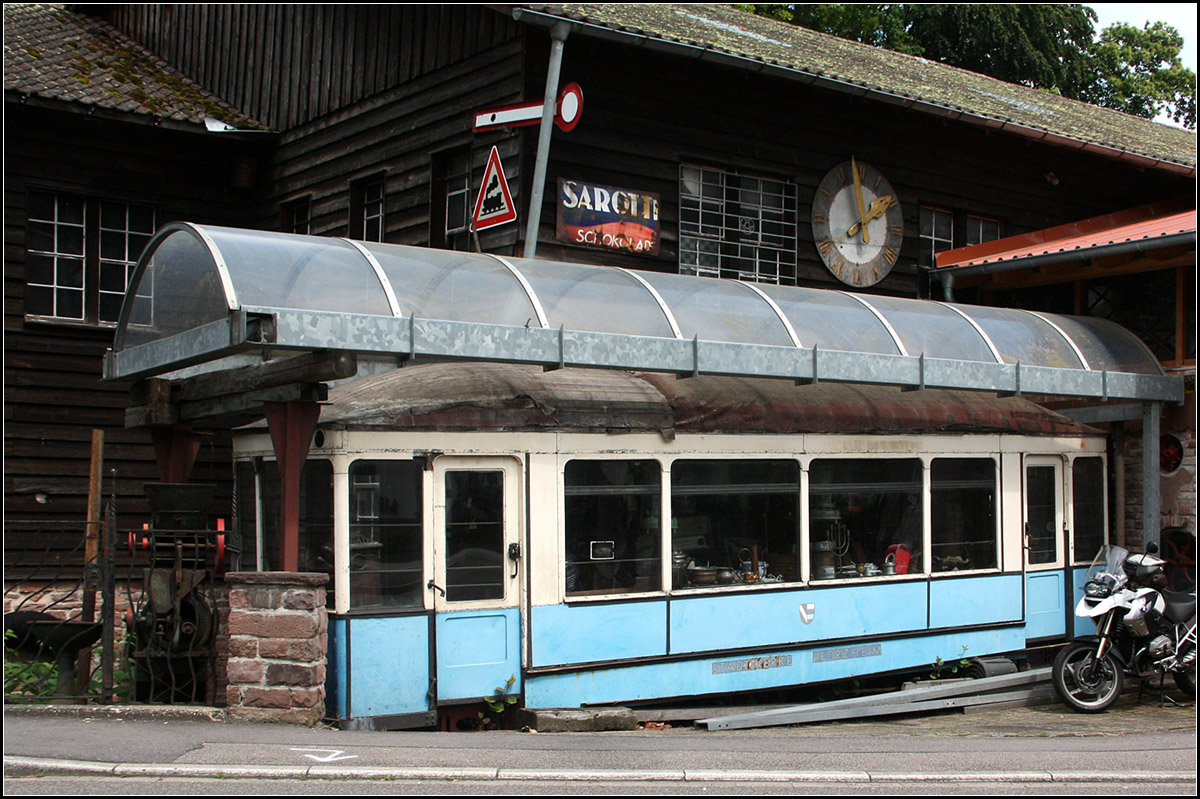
528,35,1193,293
4,107,257,559
105,5,521,133
264,34,527,251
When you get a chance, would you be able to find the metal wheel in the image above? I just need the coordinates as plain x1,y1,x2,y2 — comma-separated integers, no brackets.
1052,641,1124,712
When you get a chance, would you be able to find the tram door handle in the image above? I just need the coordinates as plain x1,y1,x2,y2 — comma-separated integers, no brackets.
508,543,522,578
427,579,445,598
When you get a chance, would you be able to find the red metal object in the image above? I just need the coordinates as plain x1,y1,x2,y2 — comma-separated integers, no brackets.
149,427,206,483
264,401,321,573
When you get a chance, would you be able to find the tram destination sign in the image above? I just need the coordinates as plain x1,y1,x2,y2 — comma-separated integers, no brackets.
557,179,660,255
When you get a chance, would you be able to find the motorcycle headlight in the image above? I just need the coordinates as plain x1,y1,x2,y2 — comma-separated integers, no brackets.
1084,577,1113,598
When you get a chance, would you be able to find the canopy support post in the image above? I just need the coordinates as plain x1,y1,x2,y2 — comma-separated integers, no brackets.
1142,401,1162,549
265,401,321,573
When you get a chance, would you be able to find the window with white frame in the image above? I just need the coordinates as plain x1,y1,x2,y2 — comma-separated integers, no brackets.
27,190,155,325
679,164,798,284
918,206,954,269
351,175,385,242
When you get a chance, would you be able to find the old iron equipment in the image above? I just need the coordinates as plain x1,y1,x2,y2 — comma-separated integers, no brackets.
127,483,229,703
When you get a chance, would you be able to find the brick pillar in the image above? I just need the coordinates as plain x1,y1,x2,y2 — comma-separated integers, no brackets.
225,571,328,726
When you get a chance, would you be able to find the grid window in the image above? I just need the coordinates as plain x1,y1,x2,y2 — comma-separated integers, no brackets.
283,197,312,235
918,206,954,268
351,176,385,242
432,148,473,251
966,215,1002,246
27,191,86,320
98,201,155,324
27,190,154,325
679,165,798,284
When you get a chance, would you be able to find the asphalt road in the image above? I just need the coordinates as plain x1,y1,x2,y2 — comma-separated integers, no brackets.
4,687,1196,794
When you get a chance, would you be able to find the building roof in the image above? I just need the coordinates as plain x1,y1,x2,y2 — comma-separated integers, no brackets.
512,3,1197,176
3,3,262,129
936,206,1198,271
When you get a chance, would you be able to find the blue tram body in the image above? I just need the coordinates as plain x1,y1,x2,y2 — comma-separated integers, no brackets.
232,362,1107,729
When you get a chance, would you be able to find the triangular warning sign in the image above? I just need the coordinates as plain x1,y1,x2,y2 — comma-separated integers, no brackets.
472,146,517,231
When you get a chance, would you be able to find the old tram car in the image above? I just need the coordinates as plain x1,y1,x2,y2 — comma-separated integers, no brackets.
231,363,1111,728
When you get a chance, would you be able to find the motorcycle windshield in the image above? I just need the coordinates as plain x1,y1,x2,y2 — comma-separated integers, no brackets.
1087,544,1129,583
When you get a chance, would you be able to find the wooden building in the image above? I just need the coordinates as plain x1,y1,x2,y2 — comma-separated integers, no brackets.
5,4,1195,560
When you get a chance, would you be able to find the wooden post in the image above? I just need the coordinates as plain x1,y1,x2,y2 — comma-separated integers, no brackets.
75,429,104,697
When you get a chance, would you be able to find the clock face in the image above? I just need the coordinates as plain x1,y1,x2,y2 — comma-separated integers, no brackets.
811,159,904,287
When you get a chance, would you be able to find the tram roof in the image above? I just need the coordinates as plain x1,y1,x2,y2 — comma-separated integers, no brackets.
312,362,1098,438
105,223,1182,404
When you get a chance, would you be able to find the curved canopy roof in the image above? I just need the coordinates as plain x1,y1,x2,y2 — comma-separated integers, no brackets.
106,223,1180,403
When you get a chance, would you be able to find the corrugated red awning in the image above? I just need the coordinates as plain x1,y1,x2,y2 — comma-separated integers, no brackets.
936,207,1196,270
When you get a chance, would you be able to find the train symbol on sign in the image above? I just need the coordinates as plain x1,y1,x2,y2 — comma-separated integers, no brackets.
472,146,517,231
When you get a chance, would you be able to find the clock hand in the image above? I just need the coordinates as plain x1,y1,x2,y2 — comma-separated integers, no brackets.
847,195,896,238
851,157,869,244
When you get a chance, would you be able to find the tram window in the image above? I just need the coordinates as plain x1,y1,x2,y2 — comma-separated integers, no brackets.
671,460,800,588
1072,458,1106,563
349,460,424,609
1026,465,1058,565
261,459,335,600
565,460,661,595
444,470,505,601
809,459,922,580
931,459,997,572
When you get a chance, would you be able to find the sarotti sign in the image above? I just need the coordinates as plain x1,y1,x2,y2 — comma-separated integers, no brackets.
557,179,660,255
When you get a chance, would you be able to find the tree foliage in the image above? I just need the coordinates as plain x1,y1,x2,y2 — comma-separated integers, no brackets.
739,4,1196,129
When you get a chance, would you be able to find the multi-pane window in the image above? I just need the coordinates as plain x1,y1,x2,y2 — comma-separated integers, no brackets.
679,165,798,285
282,197,312,235
26,190,155,325
351,176,385,242
98,201,155,324
918,206,954,268
966,214,1002,246
431,148,473,251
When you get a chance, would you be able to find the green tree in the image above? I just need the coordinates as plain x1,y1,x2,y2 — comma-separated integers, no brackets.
739,4,1196,129
1084,21,1196,129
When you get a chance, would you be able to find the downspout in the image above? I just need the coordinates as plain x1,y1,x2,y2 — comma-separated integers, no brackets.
523,21,571,258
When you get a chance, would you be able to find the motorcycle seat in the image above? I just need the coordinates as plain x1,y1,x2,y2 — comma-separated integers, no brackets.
1162,592,1196,624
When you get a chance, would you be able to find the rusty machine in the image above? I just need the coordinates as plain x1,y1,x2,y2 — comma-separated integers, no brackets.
126,483,229,703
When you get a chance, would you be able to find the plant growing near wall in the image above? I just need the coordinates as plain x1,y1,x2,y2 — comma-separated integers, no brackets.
4,629,57,701
478,674,519,730
929,645,971,680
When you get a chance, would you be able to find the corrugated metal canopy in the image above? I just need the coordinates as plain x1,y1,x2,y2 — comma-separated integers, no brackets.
105,223,1182,403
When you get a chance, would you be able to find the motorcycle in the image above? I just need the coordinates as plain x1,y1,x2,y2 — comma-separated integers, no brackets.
1052,543,1196,713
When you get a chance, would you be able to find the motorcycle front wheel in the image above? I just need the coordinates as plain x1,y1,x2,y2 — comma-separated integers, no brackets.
1052,641,1125,712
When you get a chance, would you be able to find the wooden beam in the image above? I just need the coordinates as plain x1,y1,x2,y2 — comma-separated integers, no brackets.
171,350,356,402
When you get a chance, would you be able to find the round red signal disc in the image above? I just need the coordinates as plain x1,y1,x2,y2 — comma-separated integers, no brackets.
555,82,583,132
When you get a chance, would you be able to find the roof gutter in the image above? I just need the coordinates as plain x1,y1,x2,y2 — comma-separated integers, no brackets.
509,7,1195,179
934,231,1197,301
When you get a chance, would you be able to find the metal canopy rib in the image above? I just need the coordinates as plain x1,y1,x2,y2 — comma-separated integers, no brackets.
105,225,1183,404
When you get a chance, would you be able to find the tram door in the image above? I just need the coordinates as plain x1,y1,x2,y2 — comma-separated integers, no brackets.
430,457,523,705
1023,456,1070,641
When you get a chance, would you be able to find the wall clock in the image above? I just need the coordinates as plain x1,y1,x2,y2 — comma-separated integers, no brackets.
811,157,903,287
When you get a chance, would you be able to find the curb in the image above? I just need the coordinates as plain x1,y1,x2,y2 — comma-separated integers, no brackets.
5,757,1197,784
